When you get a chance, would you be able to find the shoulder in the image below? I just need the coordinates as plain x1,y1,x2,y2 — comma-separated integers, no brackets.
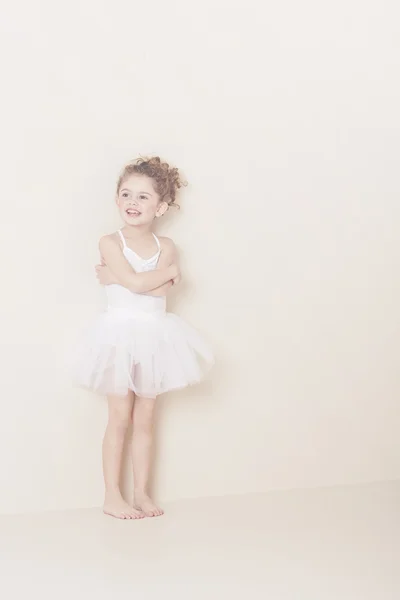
157,236,176,253
158,236,178,260
99,232,123,253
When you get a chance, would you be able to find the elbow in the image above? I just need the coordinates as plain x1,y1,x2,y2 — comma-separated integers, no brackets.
154,281,173,297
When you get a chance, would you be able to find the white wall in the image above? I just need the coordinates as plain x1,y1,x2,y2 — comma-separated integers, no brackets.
0,0,399,514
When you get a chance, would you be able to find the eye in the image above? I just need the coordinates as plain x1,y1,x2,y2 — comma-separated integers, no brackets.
122,192,129,198
139,195,148,200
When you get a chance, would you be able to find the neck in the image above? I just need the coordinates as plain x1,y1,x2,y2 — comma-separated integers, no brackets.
121,224,153,239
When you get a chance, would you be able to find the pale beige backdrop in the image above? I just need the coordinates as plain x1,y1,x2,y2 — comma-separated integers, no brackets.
0,0,399,514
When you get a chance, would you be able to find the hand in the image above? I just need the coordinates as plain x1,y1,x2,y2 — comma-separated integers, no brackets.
172,273,181,286
169,263,182,286
168,263,180,281
167,263,181,286
95,264,117,285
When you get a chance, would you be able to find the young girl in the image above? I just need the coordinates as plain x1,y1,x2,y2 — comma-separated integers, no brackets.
74,157,213,520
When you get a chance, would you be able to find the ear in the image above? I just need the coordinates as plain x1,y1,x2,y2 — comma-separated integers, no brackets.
156,201,169,218
115,194,120,207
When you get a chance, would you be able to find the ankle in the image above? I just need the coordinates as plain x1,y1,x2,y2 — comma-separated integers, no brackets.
134,489,149,498
105,487,122,497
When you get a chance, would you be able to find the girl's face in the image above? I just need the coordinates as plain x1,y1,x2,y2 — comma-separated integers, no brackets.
116,174,168,226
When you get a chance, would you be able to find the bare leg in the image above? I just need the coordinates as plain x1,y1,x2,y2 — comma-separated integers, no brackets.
131,396,164,517
103,393,144,519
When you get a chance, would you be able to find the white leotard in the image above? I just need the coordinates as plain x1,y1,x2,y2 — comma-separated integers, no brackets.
105,230,166,315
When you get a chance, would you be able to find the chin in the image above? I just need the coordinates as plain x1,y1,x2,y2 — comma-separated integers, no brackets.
124,217,149,227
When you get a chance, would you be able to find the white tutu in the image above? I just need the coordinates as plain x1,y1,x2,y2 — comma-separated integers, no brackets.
74,231,213,398
73,307,214,398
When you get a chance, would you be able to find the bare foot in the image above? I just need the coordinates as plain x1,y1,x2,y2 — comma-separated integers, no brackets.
104,490,145,520
134,492,164,518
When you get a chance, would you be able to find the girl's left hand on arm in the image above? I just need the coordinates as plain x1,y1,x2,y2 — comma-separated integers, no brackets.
96,264,117,286
172,272,181,286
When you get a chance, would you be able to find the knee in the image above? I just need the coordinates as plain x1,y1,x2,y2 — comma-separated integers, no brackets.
108,407,132,434
133,400,155,434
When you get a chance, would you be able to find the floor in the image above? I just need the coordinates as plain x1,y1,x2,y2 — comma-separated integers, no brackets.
0,481,399,600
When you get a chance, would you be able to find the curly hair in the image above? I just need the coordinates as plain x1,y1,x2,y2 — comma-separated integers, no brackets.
117,156,185,208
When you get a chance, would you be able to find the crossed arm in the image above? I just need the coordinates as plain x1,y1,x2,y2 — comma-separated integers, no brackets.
96,234,180,296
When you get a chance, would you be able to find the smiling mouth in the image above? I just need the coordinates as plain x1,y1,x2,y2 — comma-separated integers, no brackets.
126,209,141,217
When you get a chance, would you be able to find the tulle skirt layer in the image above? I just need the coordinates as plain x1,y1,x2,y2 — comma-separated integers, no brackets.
73,308,213,398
